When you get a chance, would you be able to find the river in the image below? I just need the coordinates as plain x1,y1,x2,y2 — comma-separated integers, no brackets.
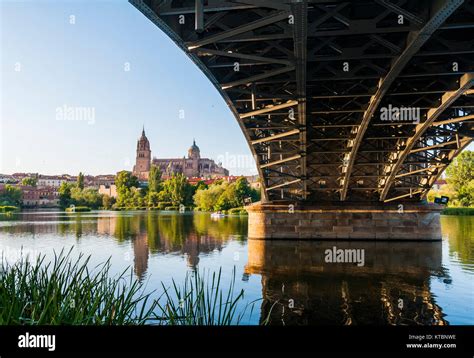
0,210,472,325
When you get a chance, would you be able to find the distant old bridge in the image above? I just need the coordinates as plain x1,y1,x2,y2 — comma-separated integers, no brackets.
130,0,474,239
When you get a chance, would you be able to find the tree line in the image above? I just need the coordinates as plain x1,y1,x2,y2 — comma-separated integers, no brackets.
113,165,260,212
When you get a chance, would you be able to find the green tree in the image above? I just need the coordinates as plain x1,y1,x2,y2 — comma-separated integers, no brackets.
115,171,139,192
102,194,115,209
21,177,37,186
234,177,259,205
215,183,237,211
58,182,74,207
196,180,208,191
67,186,103,209
193,182,226,211
457,180,474,207
132,188,145,208
0,185,22,206
148,165,162,193
447,151,474,190
77,172,85,190
193,178,260,211
147,191,160,207
163,173,189,205
115,171,139,207
82,188,103,208
446,151,474,207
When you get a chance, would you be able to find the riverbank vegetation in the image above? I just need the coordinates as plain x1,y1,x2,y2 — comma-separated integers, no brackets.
114,169,195,210
113,166,259,212
428,150,474,210
0,185,22,207
59,176,102,210
194,177,259,212
0,249,156,325
441,207,474,216
0,249,256,325
0,205,19,213
156,268,257,325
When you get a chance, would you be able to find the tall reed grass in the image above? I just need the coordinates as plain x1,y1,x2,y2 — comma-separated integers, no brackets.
0,248,156,325
0,248,262,325
154,268,259,325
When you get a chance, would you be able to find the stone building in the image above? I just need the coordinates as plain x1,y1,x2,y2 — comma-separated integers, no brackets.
132,128,229,180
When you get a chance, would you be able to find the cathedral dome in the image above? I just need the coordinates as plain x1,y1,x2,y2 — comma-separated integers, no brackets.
188,139,200,159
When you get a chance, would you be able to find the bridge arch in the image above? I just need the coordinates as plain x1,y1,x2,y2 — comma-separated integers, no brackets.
131,0,474,204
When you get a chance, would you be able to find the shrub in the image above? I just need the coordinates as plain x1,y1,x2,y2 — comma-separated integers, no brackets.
0,205,19,213
164,206,179,211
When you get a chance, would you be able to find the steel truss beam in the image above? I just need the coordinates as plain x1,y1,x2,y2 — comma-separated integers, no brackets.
251,128,300,145
384,190,424,203
339,0,464,201
240,100,297,119
293,0,308,200
131,0,474,204
260,154,302,169
266,178,302,192
420,138,473,198
395,164,445,178
380,73,474,201
409,140,458,154
187,11,291,49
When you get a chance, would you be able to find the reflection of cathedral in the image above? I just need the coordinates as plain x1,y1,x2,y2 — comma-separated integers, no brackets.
133,232,149,280
132,128,229,180
95,212,229,277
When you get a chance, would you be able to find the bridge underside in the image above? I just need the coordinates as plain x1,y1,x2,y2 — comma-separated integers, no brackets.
131,0,474,239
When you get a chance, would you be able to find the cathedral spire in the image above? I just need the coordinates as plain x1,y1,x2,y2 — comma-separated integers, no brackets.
142,125,145,137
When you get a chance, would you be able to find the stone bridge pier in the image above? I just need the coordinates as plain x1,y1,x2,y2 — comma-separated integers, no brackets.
246,203,443,240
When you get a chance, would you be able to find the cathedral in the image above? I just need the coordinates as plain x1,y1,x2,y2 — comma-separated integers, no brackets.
132,128,229,181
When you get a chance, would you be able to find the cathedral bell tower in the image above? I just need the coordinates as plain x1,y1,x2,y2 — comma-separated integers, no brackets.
188,139,201,177
133,126,151,179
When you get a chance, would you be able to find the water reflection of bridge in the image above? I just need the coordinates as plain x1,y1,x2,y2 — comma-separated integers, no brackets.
245,240,447,325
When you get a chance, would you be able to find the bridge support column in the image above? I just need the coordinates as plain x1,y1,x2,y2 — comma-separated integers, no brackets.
246,202,443,240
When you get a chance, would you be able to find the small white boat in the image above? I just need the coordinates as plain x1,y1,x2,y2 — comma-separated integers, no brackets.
210,211,225,219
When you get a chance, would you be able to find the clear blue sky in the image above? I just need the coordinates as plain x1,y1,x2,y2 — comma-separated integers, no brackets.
0,0,257,176
1,0,471,176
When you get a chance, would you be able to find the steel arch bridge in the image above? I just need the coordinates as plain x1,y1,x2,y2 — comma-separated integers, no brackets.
131,0,474,204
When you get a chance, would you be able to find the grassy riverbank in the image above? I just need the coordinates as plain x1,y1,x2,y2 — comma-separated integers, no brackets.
0,249,257,325
442,207,474,216
112,206,248,215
